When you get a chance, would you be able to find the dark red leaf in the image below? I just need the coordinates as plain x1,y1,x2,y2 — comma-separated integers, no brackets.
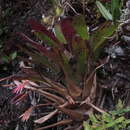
60,18,76,43
18,33,58,60
18,33,50,55
27,19,61,45
11,92,28,104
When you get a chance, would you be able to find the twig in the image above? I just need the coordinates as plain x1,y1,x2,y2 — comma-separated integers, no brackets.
65,2,79,15
88,103,106,113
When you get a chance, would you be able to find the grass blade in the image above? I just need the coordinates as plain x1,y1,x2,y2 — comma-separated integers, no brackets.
96,1,112,21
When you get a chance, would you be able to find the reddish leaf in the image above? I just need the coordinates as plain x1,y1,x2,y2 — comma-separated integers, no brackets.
20,106,34,121
11,92,28,104
11,75,65,105
60,18,76,43
34,110,58,124
27,19,61,45
19,33,65,67
18,33,54,58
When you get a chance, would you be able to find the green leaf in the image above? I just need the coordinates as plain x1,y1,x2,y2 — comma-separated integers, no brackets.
60,52,82,98
72,37,88,81
34,32,55,46
125,119,130,124
2,55,9,63
111,0,121,22
95,116,125,129
73,15,89,40
96,1,113,21
128,126,130,129
91,21,118,57
105,116,125,128
89,114,98,123
10,51,17,60
54,24,67,44
102,113,113,123
55,6,63,17
116,99,124,110
111,107,130,116
83,121,93,130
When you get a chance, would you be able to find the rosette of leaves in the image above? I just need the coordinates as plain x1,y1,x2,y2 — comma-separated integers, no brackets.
11,15,117,130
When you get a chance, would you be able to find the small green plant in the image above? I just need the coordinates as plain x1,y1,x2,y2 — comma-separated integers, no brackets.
96,0,122,22
4,15,117,129
83,100,130,130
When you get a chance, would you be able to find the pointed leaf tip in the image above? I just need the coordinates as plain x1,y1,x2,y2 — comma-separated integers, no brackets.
73,15,89,40
34,110,57,124
60,18,76,43
27,19,60,45
96,1,113,21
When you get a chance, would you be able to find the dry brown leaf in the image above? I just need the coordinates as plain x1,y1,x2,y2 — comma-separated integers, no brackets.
57,107,84,121
89,73,97,102
82,71,96,99
43,76,69,96
34,110,58,124
35,119,73,130
66,78,81,98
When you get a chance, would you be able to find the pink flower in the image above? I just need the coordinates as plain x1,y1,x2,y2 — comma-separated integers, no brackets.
13,80,29,94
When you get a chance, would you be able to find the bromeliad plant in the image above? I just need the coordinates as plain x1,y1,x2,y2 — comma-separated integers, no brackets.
9,15,117,129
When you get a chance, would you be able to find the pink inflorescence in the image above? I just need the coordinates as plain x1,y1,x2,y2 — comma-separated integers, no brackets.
13,80,29,94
